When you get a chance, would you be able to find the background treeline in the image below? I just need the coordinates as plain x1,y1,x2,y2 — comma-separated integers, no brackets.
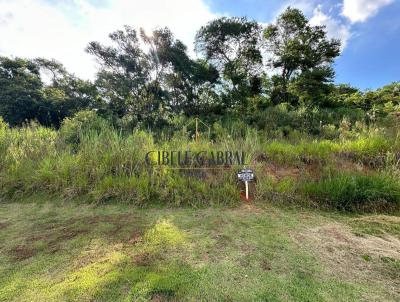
1,7,399,132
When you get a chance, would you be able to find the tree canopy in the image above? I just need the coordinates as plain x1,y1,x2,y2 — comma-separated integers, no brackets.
264,7,341,105
86,26,219,128
0,57,97,127
195,17,263,109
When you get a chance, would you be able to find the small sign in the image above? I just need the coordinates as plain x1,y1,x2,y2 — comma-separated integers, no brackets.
237,169,255,182
237,168,255,202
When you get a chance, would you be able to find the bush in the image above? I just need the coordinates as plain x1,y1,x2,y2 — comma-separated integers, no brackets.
250,104,367,138
302,173,400,211
59,110,111,147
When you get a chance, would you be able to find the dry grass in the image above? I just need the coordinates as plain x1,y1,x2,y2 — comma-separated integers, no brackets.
291,220,400,300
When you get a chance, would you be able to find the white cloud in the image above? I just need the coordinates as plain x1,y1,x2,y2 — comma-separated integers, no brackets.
342,0,394,23
310,5,351,49
272,0,316,20
0,0,218,80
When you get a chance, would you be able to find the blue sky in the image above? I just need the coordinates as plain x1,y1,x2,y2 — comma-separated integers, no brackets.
205,0,399,89
0,0,398,90
334,2,400,89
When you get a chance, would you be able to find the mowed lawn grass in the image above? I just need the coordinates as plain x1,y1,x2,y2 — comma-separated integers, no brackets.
0,197,399,302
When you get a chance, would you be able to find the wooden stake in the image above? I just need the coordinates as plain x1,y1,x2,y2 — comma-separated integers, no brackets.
195,117,199,142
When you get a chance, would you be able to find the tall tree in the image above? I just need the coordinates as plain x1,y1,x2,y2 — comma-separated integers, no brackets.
0,57,97,127
264,7,341,105
87,26,219,127
140,28,219,115
87,26,150,121
195,17,263,109
36,58,100,126
0,57,45,126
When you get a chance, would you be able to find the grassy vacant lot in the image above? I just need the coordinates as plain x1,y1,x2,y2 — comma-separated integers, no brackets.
0,196,399,302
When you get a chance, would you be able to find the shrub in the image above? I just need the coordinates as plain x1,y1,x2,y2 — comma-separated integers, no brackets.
59,110,111,147
0,117,7,131
250,104,366,138
320,124,338,140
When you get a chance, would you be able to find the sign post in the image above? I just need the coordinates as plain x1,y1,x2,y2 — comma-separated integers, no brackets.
237,168,255,201
245,180,249,200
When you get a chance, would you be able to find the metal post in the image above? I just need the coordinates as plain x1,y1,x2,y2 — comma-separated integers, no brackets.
245,181,249,200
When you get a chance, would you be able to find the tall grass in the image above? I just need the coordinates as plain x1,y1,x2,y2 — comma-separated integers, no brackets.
0,116,240,205
0,111,399,210
302,173,400,211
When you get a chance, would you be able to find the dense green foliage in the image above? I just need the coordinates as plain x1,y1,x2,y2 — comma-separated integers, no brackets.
1,112,399,211
264,7,341,106
0,57,98,127
1,7,399,130
195,16,263,109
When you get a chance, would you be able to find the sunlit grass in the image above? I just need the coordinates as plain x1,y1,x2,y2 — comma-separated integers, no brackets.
0,199,398,301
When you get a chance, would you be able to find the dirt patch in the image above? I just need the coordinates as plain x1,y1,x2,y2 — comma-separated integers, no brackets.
260,259,272,271
7,225,88,260
27,234,48,242
84,214,140,240
150,293,175,302
28,226,88,243
132,251,153,266
32,214,136,230
291,223,400,290
9,245,37,260
107,224,124,237
54,227,88,241
26,226,89,256
264,163,300,181
84,214,134,225
128,230,142,245
0,221,9,229
333,158,368,173
238,203,264,214
27,214,144,258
